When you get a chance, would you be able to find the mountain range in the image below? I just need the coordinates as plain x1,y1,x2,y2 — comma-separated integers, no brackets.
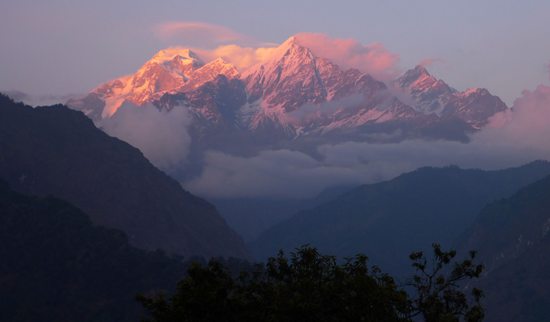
68,36,508,152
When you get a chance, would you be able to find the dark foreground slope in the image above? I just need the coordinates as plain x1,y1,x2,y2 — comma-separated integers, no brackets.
0,180,186,322
458,175,550,322
480,236,550,322
0,94,247,258
251,162,550,275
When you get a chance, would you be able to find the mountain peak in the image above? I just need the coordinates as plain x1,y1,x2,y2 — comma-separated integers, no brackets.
413,64,429,74
269,35,313,62
459,87,489,97
395,65,454,94
186,57,240,84
281,35,300,48
149,48,202,65
209,57,232,66
397,65,431,86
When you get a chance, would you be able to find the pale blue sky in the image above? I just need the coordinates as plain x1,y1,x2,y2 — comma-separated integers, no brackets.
1,0,549,104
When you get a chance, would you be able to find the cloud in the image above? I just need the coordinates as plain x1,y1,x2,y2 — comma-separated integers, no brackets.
184,149,368,199
482,83,550,149
154,21,251,48
418,58,444,68
293,33,400,80
100,102,192,170
4,90,80,107
193,44,279,71
183,138,530,199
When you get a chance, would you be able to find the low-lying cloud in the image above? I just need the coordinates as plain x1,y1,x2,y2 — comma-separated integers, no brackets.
5,90,80,107
183,138,542,199
185,149,367,199
100,103,192,171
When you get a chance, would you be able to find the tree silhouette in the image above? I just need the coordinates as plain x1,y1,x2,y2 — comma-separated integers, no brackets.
138,245,483,322
408,243,484,322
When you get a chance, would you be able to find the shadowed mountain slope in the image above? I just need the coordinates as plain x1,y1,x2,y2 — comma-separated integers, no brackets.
251,161,550,275
0,94,247,258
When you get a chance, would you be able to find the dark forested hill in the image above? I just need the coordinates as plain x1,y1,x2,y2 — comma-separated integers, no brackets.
0,94,247,258
0,180,186,321
458,174,550,272
457,174,550,322
251,161,550,275
480,235,550,322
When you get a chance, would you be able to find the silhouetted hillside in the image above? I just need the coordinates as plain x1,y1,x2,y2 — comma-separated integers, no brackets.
251,162,550,275
0,94,247,258
458,174,550,322
0,180,186,321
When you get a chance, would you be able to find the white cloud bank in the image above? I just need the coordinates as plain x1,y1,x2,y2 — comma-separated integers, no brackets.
100,103,192,171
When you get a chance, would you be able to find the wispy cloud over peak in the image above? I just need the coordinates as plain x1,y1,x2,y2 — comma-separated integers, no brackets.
154,21,252,48
292,32,400,80
418,58,444,68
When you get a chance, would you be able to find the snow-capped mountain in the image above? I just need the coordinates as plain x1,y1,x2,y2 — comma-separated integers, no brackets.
393,65,508,129
238,36,416,134
69,48,240,119
68,36,508,144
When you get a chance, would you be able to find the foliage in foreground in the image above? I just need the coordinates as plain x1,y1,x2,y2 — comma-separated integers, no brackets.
138,244,484,322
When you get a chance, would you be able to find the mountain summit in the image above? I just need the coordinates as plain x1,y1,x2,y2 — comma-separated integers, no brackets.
71,47,239,118
394,65,507,128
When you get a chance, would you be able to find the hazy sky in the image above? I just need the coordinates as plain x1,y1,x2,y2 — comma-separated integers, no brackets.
1,0,549,104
